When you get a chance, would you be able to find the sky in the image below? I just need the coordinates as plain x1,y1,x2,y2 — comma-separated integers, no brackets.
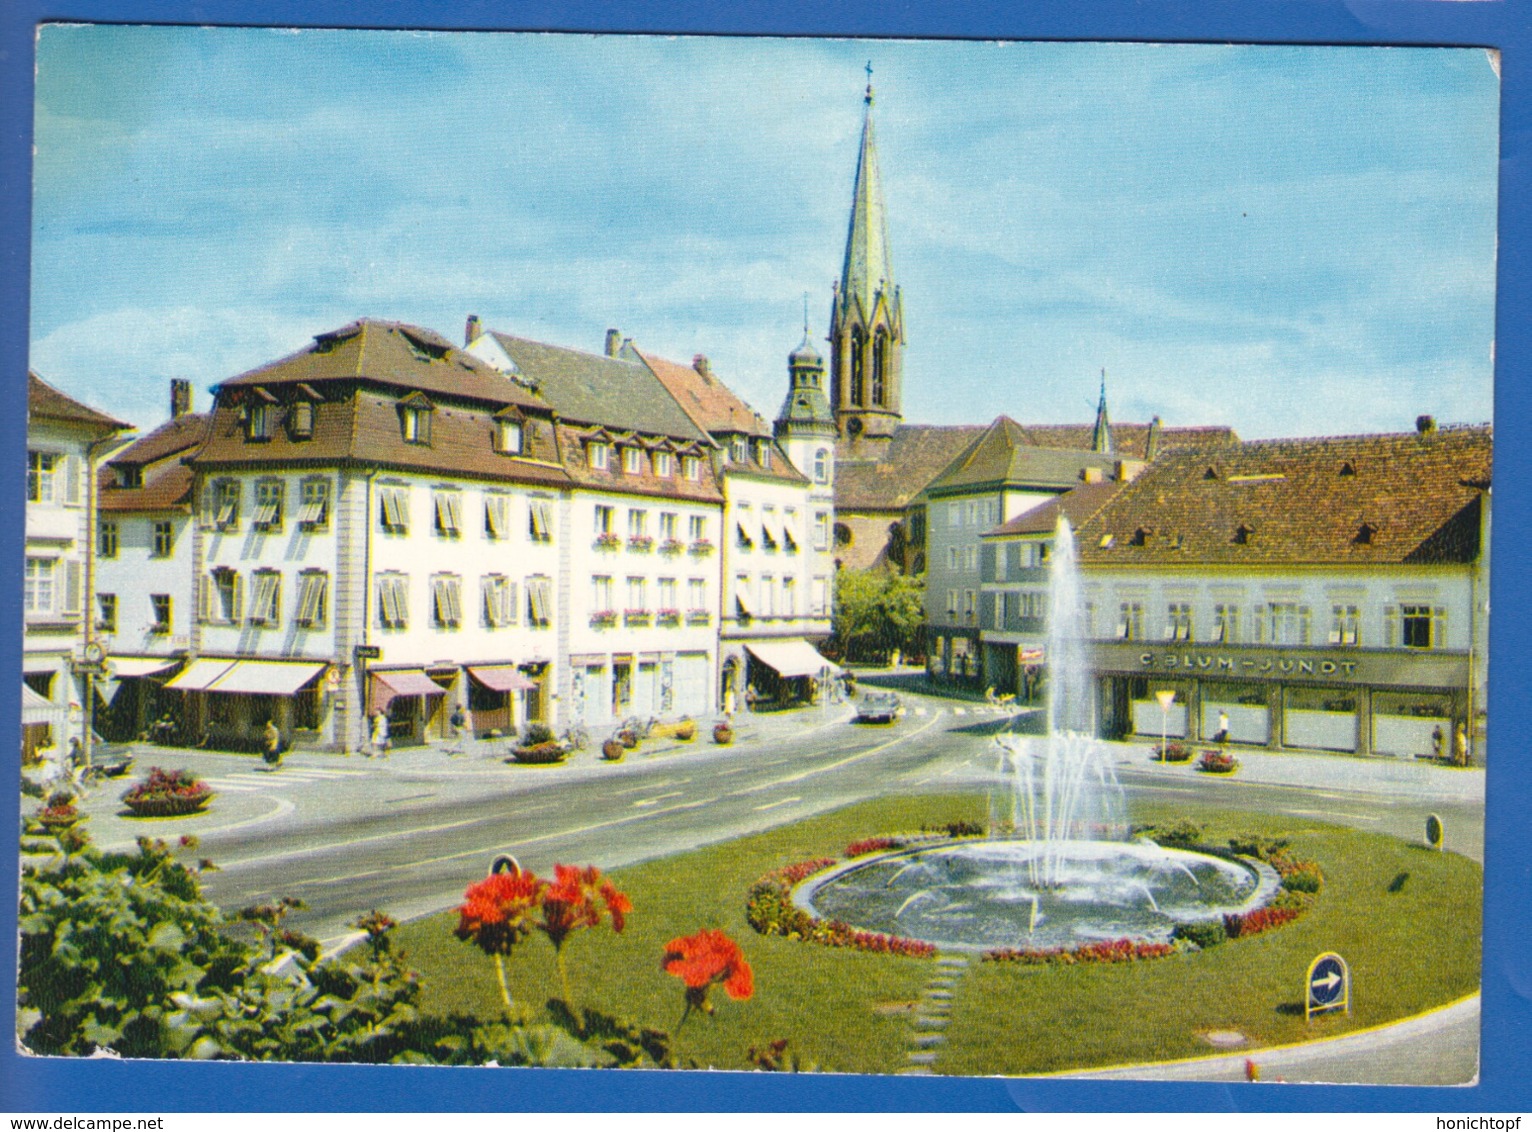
28,28,1500,440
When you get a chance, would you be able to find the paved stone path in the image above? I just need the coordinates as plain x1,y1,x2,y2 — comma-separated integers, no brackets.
900,953,971,1075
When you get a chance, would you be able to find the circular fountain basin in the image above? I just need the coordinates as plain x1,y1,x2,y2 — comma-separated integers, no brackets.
797,840,1282,953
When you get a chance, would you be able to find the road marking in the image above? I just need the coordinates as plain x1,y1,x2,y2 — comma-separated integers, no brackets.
216,811,504,872
1286,808,1378,822
726,713,944,797
951,707,967,716
200,781,263,793
714,765,754,777
632,791,684,808
754,796,802,811
294,796,723,887
612,778,686,796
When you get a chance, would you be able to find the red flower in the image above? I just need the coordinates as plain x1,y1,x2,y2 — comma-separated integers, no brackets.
536,864,631,951
662,929,754,1020
455,870,546,956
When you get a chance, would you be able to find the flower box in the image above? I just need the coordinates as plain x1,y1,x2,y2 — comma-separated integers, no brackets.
624,610,653,625
656,609,681,626
122,768,214,817
627,536,654,553
509,742,568,765
713,723,734,745
689,539,714,556
687,609,711,624
659,539,686,555
594,533,622,550
1197,750,1238,774
590,610,618,627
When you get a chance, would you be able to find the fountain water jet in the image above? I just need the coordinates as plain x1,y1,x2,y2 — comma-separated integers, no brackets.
798,518,1280,951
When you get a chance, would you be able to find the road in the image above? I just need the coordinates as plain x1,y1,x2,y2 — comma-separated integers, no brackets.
55,686,1485,1084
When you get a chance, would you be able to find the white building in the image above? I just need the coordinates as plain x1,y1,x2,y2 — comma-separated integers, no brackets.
983,424,1492,760
177,319,572,751
642,339,837,708
467,325,726,727
23,373,129,768
93,379,207,739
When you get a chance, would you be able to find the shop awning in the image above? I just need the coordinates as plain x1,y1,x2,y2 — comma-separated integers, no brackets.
372,669,446,698
21,685,50,709
206,660,327,696
744,639,842,679
164,659,238,691
108,657,180,679
468,665,537,693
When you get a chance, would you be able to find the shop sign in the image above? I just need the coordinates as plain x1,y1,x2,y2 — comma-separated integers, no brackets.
1138,651,1359,679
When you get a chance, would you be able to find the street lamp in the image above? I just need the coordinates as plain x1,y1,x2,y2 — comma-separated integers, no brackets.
1155,688,1177,762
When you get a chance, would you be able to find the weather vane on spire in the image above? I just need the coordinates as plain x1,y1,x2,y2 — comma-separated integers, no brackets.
865,60,874,103
803,292,811,335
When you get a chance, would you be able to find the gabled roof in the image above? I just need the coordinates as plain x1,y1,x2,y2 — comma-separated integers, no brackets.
105,412,210,468
637,349,772,438
486,332,709,443
985,480,1129,538
28,372,130,432
925,417,1118,495
1075,426,1492,566
835,424,987,512
218,320,550,412
1018,422,1238,459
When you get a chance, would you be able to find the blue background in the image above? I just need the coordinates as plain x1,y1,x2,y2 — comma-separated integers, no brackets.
2,0,1527,1113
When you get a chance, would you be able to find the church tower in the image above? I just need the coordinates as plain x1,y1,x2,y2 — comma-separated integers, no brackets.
830,71,904,456
776,320,837,489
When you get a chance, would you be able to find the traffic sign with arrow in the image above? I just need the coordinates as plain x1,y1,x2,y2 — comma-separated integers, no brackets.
1305,951,1350,1021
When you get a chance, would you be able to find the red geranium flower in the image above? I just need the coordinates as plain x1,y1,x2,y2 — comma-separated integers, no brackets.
536,863,631,951
455,869,546,956
662,929,754,1023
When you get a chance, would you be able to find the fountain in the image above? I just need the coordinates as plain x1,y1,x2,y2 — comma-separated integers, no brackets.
798,518,1279,951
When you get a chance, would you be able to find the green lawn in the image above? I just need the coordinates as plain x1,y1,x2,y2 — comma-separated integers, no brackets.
393,794,1481,1076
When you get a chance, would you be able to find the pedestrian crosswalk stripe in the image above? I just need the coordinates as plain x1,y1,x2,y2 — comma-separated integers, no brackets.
952,707,967,715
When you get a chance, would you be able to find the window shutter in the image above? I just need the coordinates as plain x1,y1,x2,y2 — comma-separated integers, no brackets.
63,456,81,506
505,580,519,624
62,559,82,615
232,573,244,621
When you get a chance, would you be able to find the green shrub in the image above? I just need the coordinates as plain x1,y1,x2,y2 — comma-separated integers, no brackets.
522,723,557,747
1171,919,1227,949
1134,819,1203,848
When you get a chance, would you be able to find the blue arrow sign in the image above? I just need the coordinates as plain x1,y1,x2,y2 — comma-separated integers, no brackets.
1306,952,1350,1020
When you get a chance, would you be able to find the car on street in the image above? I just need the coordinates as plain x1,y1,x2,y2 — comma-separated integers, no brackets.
854,691,902,724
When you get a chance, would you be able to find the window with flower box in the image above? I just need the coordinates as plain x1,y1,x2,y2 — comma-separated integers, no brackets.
150,595,171,635
96,593,117,633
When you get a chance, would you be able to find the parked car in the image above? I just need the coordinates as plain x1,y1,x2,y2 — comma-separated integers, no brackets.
854,691,902,724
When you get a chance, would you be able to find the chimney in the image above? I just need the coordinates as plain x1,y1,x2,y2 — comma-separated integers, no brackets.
170,379,192,419
1416,414,1437,435
1081,466,1103,484
1145,415,1162,461
693,354,712,381
1116,459,1148,482
605,328,622,357
465,314,482,347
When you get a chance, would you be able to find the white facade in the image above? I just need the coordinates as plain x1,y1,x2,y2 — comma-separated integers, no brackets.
561,485,720,727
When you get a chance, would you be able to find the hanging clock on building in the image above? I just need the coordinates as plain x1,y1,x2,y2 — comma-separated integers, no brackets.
83,641,106,666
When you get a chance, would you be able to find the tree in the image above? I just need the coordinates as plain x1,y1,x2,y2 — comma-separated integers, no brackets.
832,568,925,663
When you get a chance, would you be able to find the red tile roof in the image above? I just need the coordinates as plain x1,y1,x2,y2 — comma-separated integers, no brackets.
985,480,1129,537
1075,426,1491,566
638,349,771,438
28,372,130,432
835,424,987,512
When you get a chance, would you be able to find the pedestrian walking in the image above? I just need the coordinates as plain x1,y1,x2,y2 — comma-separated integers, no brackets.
370,711,391,758
1431,724,1445,761
447,704,467,754
1213,710,1230,744
262,719,283,768
1453,723,1469,767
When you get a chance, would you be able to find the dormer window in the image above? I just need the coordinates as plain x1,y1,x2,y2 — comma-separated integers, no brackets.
1130,527,1152,547
246,402,273,441
1339,461,1357,477
1234,523,1254,545
1355,522,1377,545
653,451,672,478
683,455,701,481
757,441,772,469
1203,466,1219,480
494,417,524,455
115,466,143,489
623,446,643,475
588,441,610,471
731,438,748,464
289,401,315,439
399,394,433,445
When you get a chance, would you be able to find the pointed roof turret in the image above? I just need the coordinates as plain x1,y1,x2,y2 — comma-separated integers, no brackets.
840,69,895,322
1091,370,1115,456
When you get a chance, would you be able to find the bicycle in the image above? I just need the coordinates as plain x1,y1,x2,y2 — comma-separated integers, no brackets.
620,715,658,741
560,722,590,753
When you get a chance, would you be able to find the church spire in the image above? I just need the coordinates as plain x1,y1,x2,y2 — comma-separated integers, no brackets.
1091,370,1114,455
831,67,905,454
